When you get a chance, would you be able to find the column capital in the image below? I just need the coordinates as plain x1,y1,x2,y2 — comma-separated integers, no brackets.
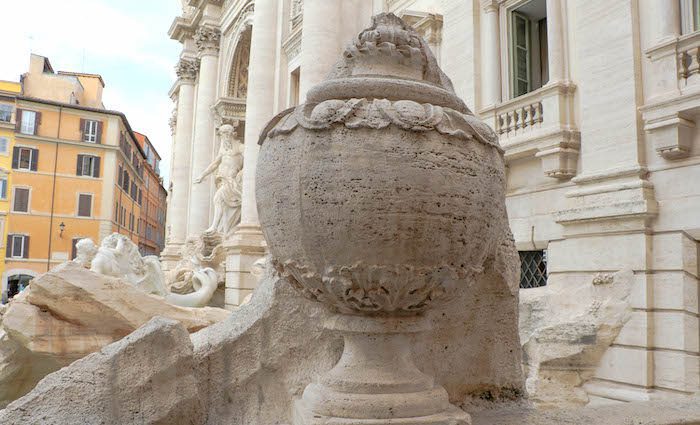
175,57,200,82
195,25,221,56
481,0,500,13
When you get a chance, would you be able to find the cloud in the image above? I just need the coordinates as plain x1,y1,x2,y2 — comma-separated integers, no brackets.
0,0,181,184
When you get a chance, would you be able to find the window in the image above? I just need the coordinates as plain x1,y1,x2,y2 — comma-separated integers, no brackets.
509,0,548,98
6,234,29,259
12,187,30,213
77,155,100,178
82,119,101,143
130,182,137,200
0,137,9,155
122,171,130,192
77,194,92,217
0,105,12,123
12,147,39,171
682,0,700,34
0,177,7,200
19,110,38,135
519,250,547,288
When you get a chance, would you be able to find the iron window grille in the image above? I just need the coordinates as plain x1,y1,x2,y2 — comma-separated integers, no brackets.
519,250,547,289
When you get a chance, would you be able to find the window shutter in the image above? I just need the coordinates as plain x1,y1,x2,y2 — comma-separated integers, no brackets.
5,235,10,258
95,121,103,144
118,166,123,186
511,11,531,98
23,236,29,259
14,188,29,212
76,155,84,176
33,112,41,135
30,149,39,171
79,118,86,141
11,147,19,169
78,194,92,217
71,239,79,260
94,156,101,177
14,109,22,132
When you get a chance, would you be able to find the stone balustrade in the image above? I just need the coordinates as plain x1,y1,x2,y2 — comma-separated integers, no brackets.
479,81,579,179
496,100,543,138
677,34,700,81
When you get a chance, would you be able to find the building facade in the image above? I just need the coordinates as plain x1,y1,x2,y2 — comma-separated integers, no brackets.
1,54,168,298
166,0,700,403
134,132,167,256
0,81,21,300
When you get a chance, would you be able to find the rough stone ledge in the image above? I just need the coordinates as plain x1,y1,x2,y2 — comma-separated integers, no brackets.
471,398,700,425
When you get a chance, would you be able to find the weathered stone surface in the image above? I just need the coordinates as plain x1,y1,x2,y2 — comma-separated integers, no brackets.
518,269,635,407
0,262,228,406
471,398,700,425
0,317,203,425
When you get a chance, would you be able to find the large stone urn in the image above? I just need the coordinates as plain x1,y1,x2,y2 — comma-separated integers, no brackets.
257,13,506,425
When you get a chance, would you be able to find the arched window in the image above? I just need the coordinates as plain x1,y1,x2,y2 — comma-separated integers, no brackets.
227,28,252,99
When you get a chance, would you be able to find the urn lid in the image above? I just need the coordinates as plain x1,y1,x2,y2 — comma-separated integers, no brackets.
306,13,470,114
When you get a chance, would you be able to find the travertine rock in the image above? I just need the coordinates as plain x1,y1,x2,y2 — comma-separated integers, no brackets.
471,398,700,425
0,262,228,406
0,317,203,425
519,269,634,407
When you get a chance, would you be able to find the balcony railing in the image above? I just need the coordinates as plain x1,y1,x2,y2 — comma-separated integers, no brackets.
479,81,579,179
496,101,543,138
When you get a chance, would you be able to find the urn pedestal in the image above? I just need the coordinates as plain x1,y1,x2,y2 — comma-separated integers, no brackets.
256,13,506,425
292,315,470,425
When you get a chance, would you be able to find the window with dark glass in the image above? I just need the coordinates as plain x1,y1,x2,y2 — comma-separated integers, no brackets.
510,0,548,98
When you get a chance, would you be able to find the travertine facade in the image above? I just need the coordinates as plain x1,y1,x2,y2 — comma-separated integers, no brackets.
165,0,700,404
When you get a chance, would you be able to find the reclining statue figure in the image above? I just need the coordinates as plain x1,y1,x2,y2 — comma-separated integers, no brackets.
73,233,218,308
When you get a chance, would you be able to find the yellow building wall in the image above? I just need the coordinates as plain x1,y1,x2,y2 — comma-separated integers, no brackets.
0,81,21,299
6,101,139,282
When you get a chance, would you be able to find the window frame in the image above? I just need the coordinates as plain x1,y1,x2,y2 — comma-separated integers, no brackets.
83,120,99,143
15,147,38,172
9,234,28,259
0,104,12,123
19,110,37,135
0,137,9,156
504,0,549,100
0,176,8,200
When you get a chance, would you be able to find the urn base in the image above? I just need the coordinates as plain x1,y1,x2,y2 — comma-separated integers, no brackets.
293,399,470,425
292,315,471,425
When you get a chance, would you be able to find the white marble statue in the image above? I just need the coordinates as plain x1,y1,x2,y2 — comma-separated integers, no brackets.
193,124,244,238
75,234,218,308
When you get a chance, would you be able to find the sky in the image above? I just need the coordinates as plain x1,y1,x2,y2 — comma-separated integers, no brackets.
0,0,182,184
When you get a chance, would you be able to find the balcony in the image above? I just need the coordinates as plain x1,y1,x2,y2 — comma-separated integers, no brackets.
479,81,580,179
643,31,700,160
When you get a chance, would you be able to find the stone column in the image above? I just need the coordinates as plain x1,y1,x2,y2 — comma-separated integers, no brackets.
187,25,221,236
162,58,198,266
545,0,566,83
299,0,373,102
649,0,680,44
481,0,501,107
224,0,279,309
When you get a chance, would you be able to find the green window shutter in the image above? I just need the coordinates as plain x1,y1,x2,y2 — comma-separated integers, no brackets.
511,11,531,98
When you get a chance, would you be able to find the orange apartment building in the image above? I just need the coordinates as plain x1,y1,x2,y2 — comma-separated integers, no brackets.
3,54,167,288
134,132,167,256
